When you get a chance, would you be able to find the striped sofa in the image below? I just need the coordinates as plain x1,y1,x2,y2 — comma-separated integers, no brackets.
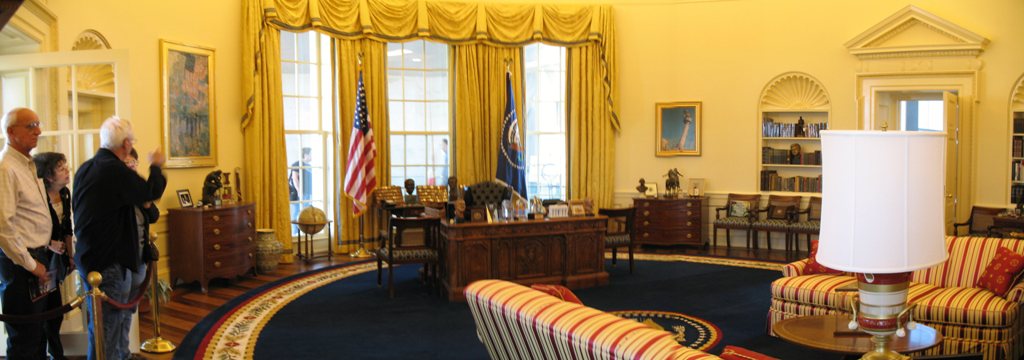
769,236,1024,360
465,279,721,360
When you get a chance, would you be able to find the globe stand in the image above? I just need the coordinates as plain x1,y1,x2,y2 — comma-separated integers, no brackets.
350,215,372,258
292,220,333,262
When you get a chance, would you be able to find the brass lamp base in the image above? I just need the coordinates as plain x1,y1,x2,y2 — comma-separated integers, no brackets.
141,336,177,353
349,247,372,258
860,335,908,360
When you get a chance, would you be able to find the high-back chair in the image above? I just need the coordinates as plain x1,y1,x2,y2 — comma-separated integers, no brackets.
751,195,801,251
953,206,1007,236
376,215,440,298
713,194,761,248
598,207,636,274
465,181,512,208
788,197,822,253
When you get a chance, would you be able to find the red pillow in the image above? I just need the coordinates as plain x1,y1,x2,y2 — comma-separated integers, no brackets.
720,345,779,360
531,284,583,305
804,240,844,275
976,247,1024,297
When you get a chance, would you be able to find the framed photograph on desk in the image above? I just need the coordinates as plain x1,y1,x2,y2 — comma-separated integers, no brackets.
177,189,193,208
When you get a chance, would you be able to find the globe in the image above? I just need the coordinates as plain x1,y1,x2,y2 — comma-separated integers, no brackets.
297,206,327,234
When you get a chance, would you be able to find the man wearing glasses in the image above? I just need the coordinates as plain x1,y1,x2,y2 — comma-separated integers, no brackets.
0,107,56,358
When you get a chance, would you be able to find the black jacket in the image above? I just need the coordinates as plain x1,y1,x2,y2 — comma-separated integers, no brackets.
47,187,73,281
73,148,166,273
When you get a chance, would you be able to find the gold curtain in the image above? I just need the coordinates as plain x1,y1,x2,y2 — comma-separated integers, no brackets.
568,44,616,208
334,39,390,253
452,44,523,185
242,1,293,261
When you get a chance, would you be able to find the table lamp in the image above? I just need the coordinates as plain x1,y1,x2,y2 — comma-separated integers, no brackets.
817,130,948,360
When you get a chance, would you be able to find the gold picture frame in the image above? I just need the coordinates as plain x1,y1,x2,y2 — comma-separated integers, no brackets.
160,39,217,168
656,101,702,156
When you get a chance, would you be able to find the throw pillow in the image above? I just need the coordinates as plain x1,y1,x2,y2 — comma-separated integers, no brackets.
720,345,779,360
804,240,844,275
728,201,750,217
531,284,583,305
976,247,1024,297
768,205,793,220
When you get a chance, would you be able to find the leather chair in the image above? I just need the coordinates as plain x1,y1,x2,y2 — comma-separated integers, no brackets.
750,195,801,250
788,197,821,253
376,215,440,298
713,194,761,248
953,206,1007,236
465,181,512,208
598,207,636,274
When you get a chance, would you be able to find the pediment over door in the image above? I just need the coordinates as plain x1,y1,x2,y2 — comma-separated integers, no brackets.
845,5,989,60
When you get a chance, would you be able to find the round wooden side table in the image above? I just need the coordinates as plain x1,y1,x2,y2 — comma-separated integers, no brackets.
773,315,942,355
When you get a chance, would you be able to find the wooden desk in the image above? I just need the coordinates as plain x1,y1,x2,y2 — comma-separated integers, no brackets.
773,315,942,355
440,216,608,301
991,215,1024,236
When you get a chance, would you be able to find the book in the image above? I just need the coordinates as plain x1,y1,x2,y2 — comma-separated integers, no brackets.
28,268,58,302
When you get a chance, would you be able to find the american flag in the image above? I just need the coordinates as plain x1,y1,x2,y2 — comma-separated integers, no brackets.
344,72,376,215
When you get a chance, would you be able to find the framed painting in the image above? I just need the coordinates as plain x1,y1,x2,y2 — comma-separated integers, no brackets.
161,39,217,168
655,101,701,156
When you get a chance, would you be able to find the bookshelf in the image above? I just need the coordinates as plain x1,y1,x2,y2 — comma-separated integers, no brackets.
1012,75,1024,205
757,72,831,194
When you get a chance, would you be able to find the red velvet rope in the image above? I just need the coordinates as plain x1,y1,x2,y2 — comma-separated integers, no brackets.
101,259,155,310
0,298,83,324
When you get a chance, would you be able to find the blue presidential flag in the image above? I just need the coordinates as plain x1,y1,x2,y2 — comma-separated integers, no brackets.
496,72,527,199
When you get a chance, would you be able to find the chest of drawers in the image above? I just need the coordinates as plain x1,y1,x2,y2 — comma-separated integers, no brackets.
633,197,706,247
168,203,256,293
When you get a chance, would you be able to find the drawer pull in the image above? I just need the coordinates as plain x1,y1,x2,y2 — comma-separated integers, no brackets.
686,221,693,226
212,215,221,222
687,233,693,239
214,261,222,268
644,202,650,207
247,236,254,243
643,232,650,238
213,228,221,235
248,253,254,259
643,221,650,226
686,211,693,216
213,244,222,251
247,209,253,215
687,202,693,207
643,210,650,216
247,222,253,228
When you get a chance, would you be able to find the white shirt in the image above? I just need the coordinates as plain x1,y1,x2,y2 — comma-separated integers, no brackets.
0,147,51,271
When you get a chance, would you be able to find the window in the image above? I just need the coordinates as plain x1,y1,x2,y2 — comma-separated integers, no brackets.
386,40,451,187
900,100,944,132
523,43,568,200
281,31,334,235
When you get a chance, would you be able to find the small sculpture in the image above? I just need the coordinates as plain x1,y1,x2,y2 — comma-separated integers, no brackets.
789,143,802,165
447,176,464,201
403,178,418,204
665,168,682,196
636,178,648,195
795,116,806,137
202,170,223,205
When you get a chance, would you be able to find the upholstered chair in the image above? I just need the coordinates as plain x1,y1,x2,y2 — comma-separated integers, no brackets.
750,195,801,251
953,206,1006,237
376,215,440,298
712,194,761,248
464,181,512,208
788,197,821,253
598,207,636,274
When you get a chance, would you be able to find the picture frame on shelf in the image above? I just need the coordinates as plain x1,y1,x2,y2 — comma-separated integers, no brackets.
570,204,587,217
687,178,705,197
645,183,659,198
655,101,702,156
160,39,217,168
177,189,193,208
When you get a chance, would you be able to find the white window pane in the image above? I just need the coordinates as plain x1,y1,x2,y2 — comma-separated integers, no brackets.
426,102,448,132
310,167,325,203
539,71,560,100
425,71,448,101
285,134,302,165
405,102,425,131
283,97,299,130
387,70,403,100
281,63,297,95
297,64,317,97
281,31,296,61
425,41,447,69
297,32,313,62
524,44,538,67
387,42,403,68
538,102,559,132
406,135,427,165
298,98,319,130
539,45,562,69
404,71,425,99
407,166,427,186
390,135,405,165
555,102,565,132
300,134,323,167
389,101,405,132
404,41,424,69
391,174,405,187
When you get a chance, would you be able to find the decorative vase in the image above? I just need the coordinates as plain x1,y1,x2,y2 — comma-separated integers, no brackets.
255,229,282,274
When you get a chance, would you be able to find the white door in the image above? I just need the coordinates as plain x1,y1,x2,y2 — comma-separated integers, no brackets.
943,91,959,232
0,49,138,355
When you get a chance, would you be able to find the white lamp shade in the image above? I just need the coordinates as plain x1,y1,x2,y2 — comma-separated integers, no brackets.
817,131,948,273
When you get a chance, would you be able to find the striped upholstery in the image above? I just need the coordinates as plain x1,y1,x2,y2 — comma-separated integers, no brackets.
713,217,749,226
769,236,1024,360
751,219,789,231
465,279,721,360
605,234,631,246
788,220,819,232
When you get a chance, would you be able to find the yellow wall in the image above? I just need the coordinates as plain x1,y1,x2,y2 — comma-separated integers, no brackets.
610,0,1024,208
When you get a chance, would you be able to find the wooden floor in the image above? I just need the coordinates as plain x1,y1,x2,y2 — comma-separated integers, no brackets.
128,245,803,359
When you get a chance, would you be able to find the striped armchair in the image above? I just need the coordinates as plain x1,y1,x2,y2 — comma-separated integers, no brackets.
465,279,720,360
768,236,1024,360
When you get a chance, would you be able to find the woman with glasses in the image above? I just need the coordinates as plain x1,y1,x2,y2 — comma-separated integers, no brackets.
33,152,73,360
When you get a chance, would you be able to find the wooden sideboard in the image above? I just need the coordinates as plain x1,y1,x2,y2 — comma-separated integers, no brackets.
440,216,608,301
633,197,706,247
168,203,256,293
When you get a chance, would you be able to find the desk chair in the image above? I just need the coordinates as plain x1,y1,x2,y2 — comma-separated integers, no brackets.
713,194,761,248
598,207,636,274
788,197,821,252
751,195,801,250
465,181,512,208
376,215,440,298
952,206,1006,236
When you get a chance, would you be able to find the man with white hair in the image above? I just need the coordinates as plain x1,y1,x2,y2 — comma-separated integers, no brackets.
73,116,166,360
0,107,57,358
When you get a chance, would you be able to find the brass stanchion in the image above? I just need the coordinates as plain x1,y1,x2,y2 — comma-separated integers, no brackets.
142,232,176,353
87,271,105,360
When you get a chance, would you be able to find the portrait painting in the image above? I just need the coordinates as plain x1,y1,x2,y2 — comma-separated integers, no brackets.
655,102,702,156
161,39,217,168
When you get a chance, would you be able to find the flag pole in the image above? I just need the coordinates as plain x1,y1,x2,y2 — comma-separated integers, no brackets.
350,51,372,259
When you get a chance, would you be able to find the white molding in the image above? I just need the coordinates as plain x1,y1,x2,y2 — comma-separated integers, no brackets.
845,5,989,60
759,72,831,110
1012,73,1024,111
